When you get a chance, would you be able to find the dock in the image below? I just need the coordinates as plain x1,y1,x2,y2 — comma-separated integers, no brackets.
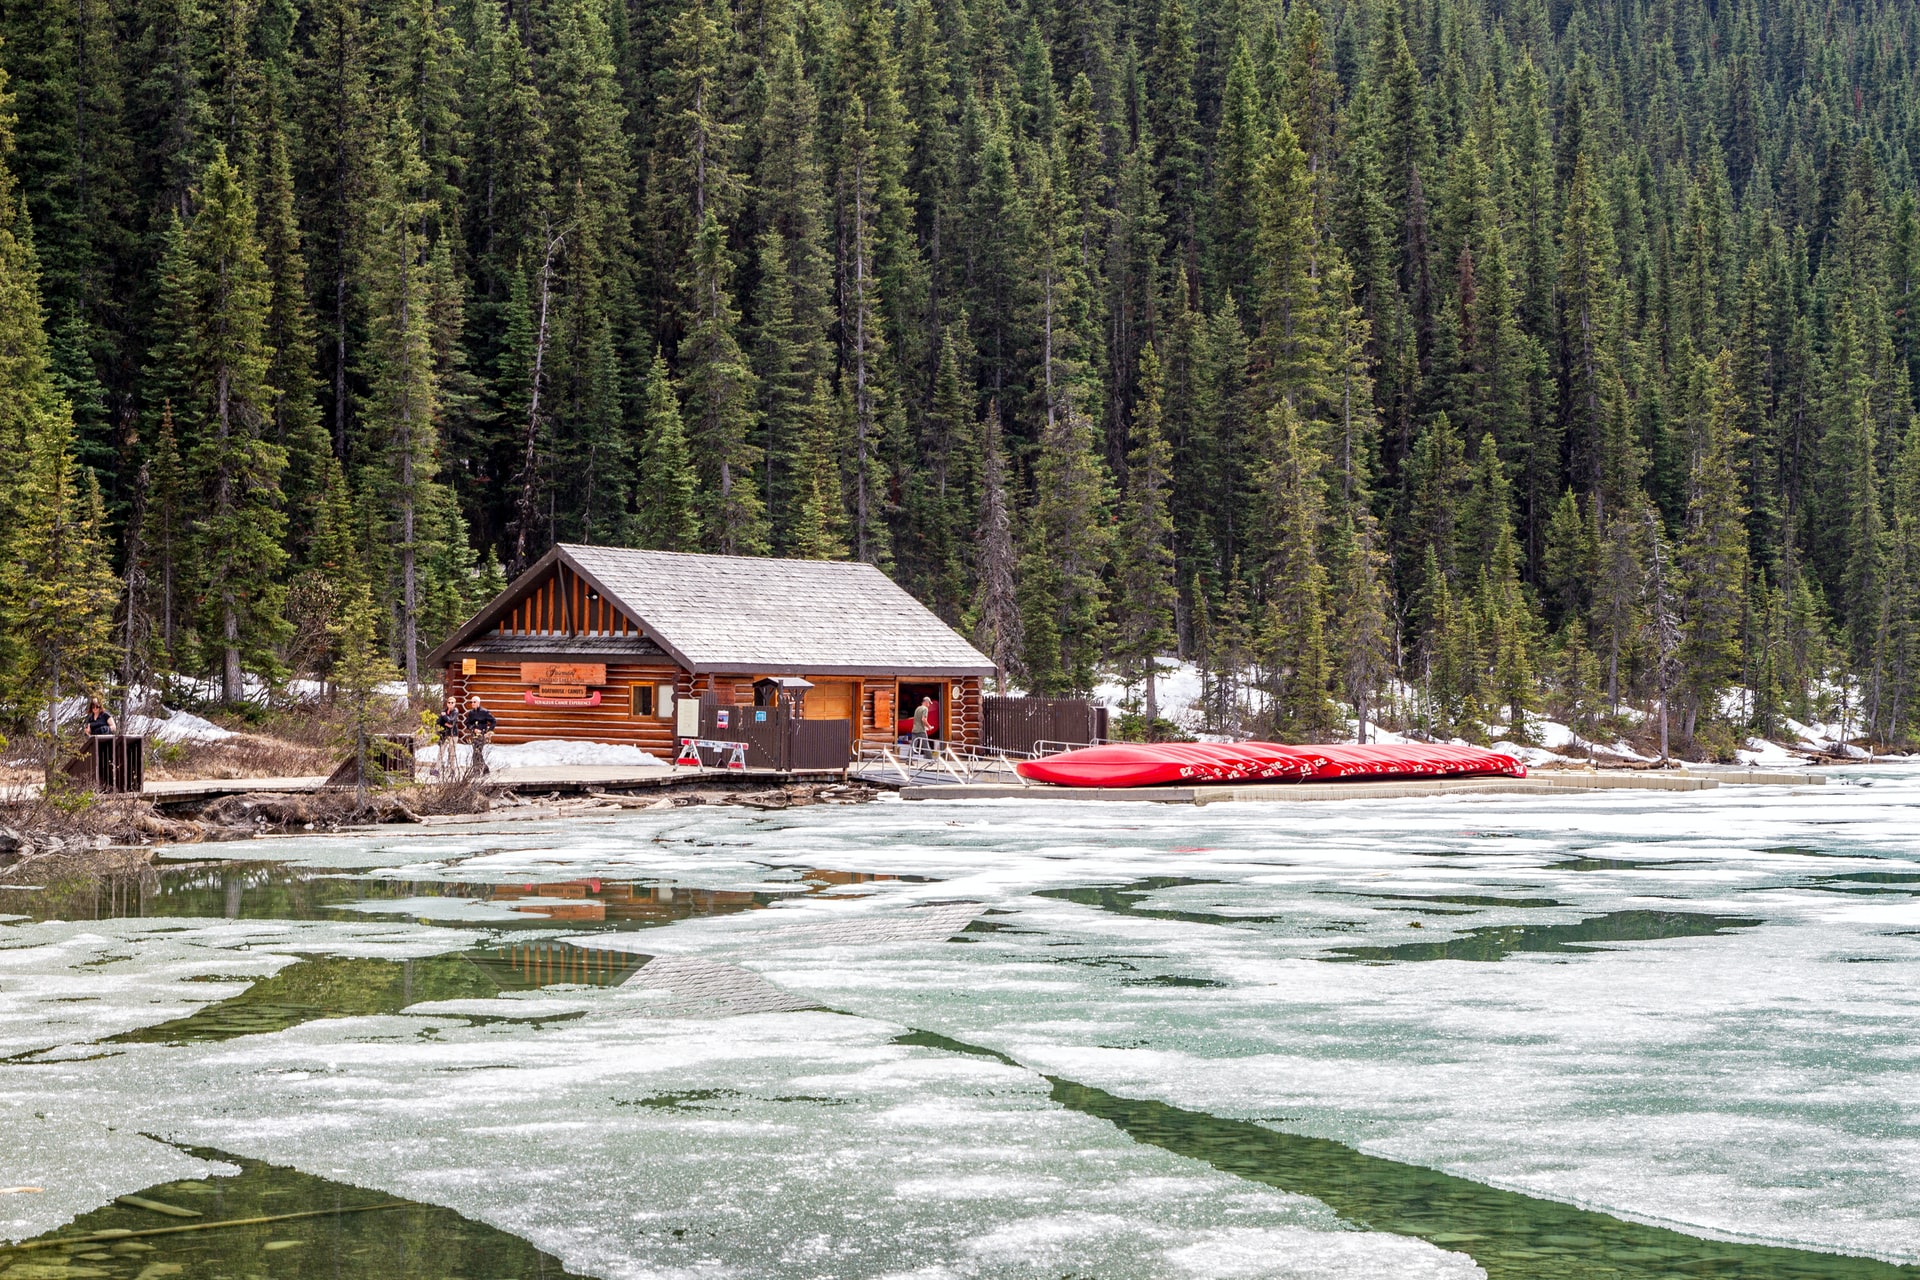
899,769,1824,803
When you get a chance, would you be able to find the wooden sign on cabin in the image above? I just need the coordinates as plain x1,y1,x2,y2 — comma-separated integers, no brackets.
520,662,605,707
521,662,606,687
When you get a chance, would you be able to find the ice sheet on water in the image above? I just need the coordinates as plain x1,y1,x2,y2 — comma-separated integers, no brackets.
0,1112,236,1243
0,946,1484,1277
9,771,1920,1271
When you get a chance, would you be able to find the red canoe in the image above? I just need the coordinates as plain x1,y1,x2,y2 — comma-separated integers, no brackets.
1015,741,1525,787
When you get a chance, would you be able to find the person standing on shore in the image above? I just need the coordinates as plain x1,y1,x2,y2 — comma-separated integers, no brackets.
435,694,464,781
82,697,114,737
464,695,498,776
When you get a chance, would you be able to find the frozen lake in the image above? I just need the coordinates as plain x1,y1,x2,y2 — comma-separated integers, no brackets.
3,768,1918,1278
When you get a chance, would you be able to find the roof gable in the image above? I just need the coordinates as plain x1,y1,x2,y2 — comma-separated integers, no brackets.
429,545,995,677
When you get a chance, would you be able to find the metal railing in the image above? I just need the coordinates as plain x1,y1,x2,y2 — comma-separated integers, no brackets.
852,739,1034,786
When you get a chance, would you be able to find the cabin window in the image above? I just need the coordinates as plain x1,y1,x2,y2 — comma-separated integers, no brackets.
631,684,674,717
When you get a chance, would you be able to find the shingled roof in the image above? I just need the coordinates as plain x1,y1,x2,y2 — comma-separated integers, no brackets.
430,544,995,678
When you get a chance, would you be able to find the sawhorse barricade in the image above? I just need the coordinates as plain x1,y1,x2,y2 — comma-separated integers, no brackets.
676,737,750,770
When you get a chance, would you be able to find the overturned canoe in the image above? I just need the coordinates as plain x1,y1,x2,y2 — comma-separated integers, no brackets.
1014,741,1526,787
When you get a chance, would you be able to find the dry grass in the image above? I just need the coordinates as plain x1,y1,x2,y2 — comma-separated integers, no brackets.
142,732,341,781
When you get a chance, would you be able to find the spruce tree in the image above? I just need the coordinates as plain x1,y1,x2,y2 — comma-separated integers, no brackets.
1256,401,1333,739
153,147,289,702
364,114,443,694
630,352,700,551
678,212,767,555
1676,351,1752,745
1326,506,1391,740
969,400,1023,691
1,406,119,773
787,378,851,562
1020,400,1111,694
1112,345,1177,723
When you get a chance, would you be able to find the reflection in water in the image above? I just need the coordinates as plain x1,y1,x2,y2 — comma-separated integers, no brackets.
1802,871,1920,895
108,945,648,1045
1048,1078,1920,1280
1035,877,1288,926
1326,909,1761,962
1347,892,1563,907
0,864,932,930
0,1147,590,1279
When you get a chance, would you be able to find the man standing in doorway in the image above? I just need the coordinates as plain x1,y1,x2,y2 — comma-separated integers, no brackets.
911,696,935,754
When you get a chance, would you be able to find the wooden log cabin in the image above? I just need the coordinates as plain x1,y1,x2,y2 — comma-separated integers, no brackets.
426,544,996,762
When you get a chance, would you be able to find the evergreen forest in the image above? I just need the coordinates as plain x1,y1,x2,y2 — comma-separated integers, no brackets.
3,0,1920,757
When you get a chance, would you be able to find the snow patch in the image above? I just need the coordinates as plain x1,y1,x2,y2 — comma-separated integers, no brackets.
417,739,668,771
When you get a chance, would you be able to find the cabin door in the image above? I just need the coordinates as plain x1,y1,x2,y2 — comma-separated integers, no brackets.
897,681,949,739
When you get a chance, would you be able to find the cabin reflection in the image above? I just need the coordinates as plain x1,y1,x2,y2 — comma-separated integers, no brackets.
469,940,647,988
0,864,935,926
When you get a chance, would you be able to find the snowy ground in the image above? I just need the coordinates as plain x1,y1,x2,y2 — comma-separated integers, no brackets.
3,770,1918,1276
415,738,669,772
1095,660,1868,769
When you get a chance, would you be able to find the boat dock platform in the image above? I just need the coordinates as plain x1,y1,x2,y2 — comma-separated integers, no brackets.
899,769,1824,804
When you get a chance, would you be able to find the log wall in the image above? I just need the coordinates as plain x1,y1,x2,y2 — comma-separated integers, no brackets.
445,663,984,759
445,660,684,750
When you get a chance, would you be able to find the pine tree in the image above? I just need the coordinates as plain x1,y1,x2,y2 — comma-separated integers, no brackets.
1146,0,1200,272
649,0,741,326
295,0,379,459
364,113,442,694
1255,401,1333,739
1676,351,1752,745
1251,113,1332,414
0,407,119,774
969,399,1023,690
1020,399,1111,694
1208,39,1264,304
152,147,289,702
630,352,700,551
331,580,400,808
1326,505,1391,740
1560,156,1619,514
678,212,767,554
787,378,851,561
1112,345,1177,722
0,45,120,740
259,119,329,550
144,403,188,666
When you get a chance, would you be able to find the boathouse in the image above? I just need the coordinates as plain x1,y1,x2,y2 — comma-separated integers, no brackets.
426,545,996,763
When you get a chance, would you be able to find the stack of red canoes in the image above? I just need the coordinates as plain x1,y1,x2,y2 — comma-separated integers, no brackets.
1013,741,1525,788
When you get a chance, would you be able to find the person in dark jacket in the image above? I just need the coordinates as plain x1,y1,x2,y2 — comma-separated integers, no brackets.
82,697,114,737
463,695,498,737
435,695,463,780
464,695,498,775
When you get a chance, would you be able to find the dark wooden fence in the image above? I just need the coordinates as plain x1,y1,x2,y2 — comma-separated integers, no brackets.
690,696,852,771
981,697,1108,756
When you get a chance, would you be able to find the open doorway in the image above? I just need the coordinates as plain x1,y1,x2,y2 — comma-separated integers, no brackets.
897,682,948,741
